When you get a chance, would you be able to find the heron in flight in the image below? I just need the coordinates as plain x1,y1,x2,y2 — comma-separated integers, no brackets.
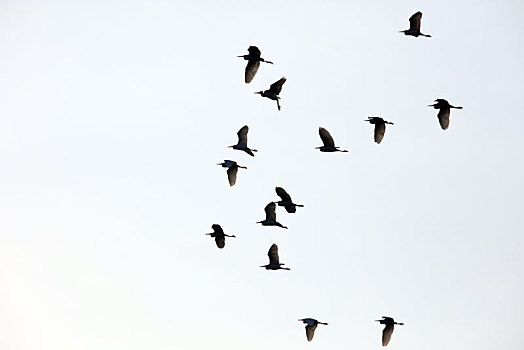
205,224,236,249
254,77,286,111
260,243,290,270
365,117,394,144
298,318,328,342
238,46,273,83
275,187,304,213
229,125,258,157
428,98,463,130
399,11,431,37
217,160,246,186
316,127,348,152
376,316,404,347
257,202,288,229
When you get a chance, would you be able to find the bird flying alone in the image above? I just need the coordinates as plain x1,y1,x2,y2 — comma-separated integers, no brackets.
229,125,258,157
298,318,328,342
238,46,273,84
399,11,431,37
205,224,236,249
260,243,290,270
428,98,463,130
365,117,394,144
217,160,247,186
316,127,348,152
257,202,288,229
254,77,286,111
275,187,304,213
376,316,404,347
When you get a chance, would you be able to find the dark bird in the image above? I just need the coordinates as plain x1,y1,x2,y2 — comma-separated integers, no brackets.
428,98,463,130
399,11,431,37
238,46,273,84
298,318,328,342
229,125,258,157
217,160,247,186
257,202,288,229
365,117,394,144
255,77,286,111
376,316,404,347
205,224,236,249
275,187,304,213
260,243,290,270
316,127,348,152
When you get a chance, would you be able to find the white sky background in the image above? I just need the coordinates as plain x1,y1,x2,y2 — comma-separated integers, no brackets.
0,0,523,349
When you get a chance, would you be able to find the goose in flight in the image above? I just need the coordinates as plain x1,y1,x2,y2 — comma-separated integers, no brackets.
260,243,290,270
254,77,286,111
217,160,246,186
238,46,273,83
229,125,258,157
275,187,304,213
316,127,348,152
399,11,431,37
298,318,328,342
205,224,236,249
428,99,463,130
376,316,404,347
365,117,394,144
257,202,288,229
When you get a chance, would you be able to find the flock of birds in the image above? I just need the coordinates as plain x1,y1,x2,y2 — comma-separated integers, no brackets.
207,11,463,347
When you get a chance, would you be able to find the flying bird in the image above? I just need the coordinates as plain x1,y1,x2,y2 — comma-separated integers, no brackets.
205,224,236,249
399,11,431,37
428,99,463,130
254,77,286,111
238,46,273,83
217,160,247,186
365,117,394,144
298,318,328,342
260,243,290,270
275,187,304,213
257,202,288,229
229,125,258,157
376,316,404,347
316,127,348,152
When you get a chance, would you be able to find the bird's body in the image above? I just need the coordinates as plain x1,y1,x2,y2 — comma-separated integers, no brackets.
365,117,394,144
257,202,288,229
428,98,463,130
255,77,286,110
376,316,404,347
316,127,348,152
298,318,328,342
238,46,273,84
399,11,431,37
275,187,304,213
205,224,236,249
217,160,247,186
260,243,290,270
229,125,258,157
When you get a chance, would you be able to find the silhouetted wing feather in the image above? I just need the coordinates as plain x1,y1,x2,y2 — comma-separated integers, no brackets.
382,324,394,346
248,45,261,58
438,108,450,130
409,11,422,31
306,324,317,342
319,127,335,147
275,187,292,202
264,202,277,221
268,244,280,264
285,205,296,213
269,77,286,95
237,125,249,146
227,167,238,186
215,236,225,249
212,224,224,235
374,123,386,144
245,60,260,83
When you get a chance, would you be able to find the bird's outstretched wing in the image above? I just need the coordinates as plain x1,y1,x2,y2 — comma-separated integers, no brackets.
237,125,249,146
215,236,225,249
269,77,286,95
264,202,277,221
248,45,261,58
268,243,280,264
306,324,317,342
374,123,386,144
382,324,394,346
438,108,451,130
409,11,423,31
319,127,335,147
245,60,260,83
227,167,238,186
275,187,292,202
211,224,224,235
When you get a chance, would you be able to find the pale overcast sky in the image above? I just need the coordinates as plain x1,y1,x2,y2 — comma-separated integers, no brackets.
1,1,523,349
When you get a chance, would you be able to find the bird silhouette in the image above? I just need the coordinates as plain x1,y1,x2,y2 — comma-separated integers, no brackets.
257,202,288,229
428,99,463,130
298,318,328,342
238,46,273,83
254,77,286,111
399,11,431,37
316,127,348,152
260,243,290,270
217,160,247,186
275,187,304,213
376,316,404,347
365,117,394,144
205,224,236,249
229,125,258,157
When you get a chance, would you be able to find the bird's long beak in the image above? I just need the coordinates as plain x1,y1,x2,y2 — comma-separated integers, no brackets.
428,104,436,107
